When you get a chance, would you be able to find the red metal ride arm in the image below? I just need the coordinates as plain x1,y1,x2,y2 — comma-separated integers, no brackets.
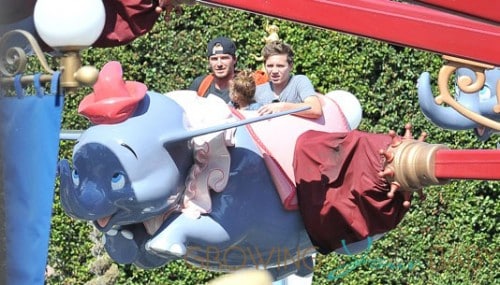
379,126,500,206
435,150,500,180
199,0,500,65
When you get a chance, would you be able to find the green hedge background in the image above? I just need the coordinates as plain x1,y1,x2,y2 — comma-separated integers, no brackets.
46,4,498,284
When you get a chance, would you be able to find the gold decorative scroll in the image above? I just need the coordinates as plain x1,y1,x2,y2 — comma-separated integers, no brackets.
0,29,55,85
0,29,99,92
436,55,500,131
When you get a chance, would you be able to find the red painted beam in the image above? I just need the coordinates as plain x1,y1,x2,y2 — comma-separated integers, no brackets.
201,0,500,65
416,0,500,23
435,149,500,180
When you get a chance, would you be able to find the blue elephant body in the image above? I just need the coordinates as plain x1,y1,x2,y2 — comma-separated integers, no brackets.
59,91,316,279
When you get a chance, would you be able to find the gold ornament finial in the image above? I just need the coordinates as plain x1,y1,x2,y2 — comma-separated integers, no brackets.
253,24,281,62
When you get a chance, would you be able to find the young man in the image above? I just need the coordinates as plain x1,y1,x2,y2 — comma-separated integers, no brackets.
188,36,237,103
255,40,323,119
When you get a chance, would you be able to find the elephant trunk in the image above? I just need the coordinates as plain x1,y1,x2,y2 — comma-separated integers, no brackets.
58,159,110,220
417,72,477,130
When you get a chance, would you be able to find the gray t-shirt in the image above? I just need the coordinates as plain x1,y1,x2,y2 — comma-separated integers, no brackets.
255,74,316,104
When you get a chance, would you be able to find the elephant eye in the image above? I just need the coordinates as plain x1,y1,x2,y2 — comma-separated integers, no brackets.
111,172,126,190
479,86,491,101
71,169,80,186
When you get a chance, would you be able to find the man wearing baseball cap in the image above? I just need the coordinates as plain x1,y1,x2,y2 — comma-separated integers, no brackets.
188,36,238,102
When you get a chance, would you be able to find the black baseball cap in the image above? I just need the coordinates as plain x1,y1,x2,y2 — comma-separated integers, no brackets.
207,36,236,57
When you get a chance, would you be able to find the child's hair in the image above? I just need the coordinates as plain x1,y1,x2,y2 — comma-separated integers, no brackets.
230,70,256,106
